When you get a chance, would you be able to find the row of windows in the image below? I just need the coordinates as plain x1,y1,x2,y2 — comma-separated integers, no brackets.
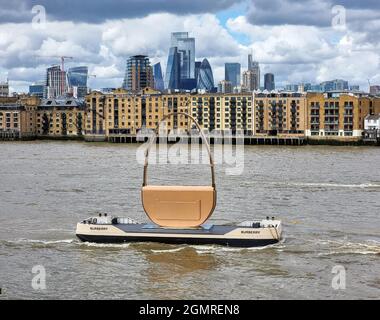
0,112,19,116
36,113,77,117
255,100,302,104
0,123,18,128
191,96,253,101
256,123,301,128
255,105,301,110
191,107,253,112
37,130,76,134
0,114,17,117
36,117,75,122
36,123,76,128
108,103,161,108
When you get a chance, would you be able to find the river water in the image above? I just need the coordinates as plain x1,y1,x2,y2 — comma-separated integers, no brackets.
0,141,379,300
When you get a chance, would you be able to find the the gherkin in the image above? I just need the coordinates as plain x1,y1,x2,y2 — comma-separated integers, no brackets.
197,58,214,92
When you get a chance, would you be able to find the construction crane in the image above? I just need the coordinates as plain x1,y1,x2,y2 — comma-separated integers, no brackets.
36,55,74,94
57,56,73,95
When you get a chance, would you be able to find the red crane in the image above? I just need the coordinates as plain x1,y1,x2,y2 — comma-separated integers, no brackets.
36,55,74,95
59,56,73,95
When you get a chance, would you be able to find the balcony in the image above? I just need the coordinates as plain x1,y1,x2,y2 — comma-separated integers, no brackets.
344,119,353,125
324,103,339,110
324,121,339,125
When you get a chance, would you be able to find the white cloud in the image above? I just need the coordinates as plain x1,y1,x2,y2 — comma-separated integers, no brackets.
1,8,379,93
226,15,380,89
1,13,242,92
92,64,122,79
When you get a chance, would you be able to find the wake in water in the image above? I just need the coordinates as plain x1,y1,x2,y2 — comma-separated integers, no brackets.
276,182,380,189
150,247,187,253
1,238,135,248
3,237,378,256
312,239,380,256
79,242,131,248
148,239,287,255
0,238,76,246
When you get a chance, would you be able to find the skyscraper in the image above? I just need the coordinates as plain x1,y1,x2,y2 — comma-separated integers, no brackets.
250,61,260,90
320,79,349,92
197,59,214,92
153,62,164,91
165,32,196,90
300,83,312,92
248,54,253,71
67,66,88,99
45,65,67,98
370,85,380,95
225,63,241,88
242,70,259,92
122,55,154,91
218,80,233,94
165,47,181,90
194,61,202,83
285,84,299,92
264,73,275,91
171,32,195,80
0,81,9,97
29,81,45,98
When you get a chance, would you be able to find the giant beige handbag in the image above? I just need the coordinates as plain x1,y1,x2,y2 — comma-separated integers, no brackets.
141,112,217,228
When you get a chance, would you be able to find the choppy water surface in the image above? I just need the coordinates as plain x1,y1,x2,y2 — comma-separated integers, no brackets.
0,141,379,299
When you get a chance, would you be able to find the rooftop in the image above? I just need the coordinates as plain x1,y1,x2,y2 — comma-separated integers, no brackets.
365,114,380,121
0,104,21,110
38,98,85,109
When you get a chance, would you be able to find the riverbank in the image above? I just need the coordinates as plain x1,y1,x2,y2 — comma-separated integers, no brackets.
2,135,379,146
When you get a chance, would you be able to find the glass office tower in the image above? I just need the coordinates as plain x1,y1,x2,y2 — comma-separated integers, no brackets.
166,32,196,90
225,63,241,88
67,66,88,98
29,82,45,98
264,73,275,91
320,79,349,92
248,54,253,71
165,47,181,90
171,32,195,80
194,61,202,82
197,59,214,92
153,63,165,91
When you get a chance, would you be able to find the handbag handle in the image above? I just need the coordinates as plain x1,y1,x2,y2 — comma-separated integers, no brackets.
143,112,216,188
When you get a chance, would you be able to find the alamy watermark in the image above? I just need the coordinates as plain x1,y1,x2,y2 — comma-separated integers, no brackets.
331,265,346,290
32,5,47,30
332,5,347,31
136,129,245,176
31,265,47,290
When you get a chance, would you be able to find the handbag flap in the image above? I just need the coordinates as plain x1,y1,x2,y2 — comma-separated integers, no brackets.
142,186,216,228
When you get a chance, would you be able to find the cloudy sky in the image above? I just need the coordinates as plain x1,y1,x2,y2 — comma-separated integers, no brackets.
0,0,379,92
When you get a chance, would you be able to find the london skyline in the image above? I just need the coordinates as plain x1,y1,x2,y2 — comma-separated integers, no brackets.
0,0,379,93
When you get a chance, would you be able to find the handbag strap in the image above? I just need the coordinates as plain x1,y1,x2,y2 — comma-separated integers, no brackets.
143,112,216,188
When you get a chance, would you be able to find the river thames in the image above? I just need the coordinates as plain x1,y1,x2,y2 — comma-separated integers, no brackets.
0,141,379,299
